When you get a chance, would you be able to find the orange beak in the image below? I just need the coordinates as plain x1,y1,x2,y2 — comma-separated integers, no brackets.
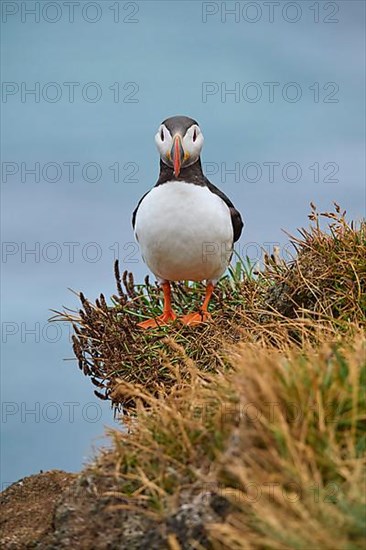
170,135,184,177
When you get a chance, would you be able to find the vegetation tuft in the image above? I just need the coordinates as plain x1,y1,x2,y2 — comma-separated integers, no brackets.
54,204,365,411
48,205,365,549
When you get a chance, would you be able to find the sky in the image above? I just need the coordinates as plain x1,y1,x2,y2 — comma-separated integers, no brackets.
1,0,365,487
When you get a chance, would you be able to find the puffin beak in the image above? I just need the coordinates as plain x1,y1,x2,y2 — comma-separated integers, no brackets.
170,135,184,177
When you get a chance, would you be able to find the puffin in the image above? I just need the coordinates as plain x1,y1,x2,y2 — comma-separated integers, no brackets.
132,115,243,328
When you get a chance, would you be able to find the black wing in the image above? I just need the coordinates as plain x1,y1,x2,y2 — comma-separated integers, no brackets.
206,180,243,242
132,190,150,230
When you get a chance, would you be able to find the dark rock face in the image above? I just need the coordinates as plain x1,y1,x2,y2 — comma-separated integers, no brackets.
1,469,227,549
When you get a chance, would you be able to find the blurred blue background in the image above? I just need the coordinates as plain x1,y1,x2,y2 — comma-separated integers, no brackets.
1,0,365,486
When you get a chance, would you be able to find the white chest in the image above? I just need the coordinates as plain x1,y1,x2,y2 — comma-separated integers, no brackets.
134,181,234,282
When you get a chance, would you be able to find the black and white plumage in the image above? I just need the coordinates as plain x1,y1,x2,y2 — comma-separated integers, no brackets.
132,115,243,328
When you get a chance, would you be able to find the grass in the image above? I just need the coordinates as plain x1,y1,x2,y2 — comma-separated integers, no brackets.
54,204,365,411
94,334,365,549
53,204,366,548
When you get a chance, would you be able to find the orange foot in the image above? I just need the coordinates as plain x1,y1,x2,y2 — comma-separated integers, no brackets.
137,310,177,329
180,311,211,326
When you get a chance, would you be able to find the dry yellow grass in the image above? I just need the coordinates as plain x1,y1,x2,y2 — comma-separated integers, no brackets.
83,331,365,549
54,204,365,411
52,204,365,548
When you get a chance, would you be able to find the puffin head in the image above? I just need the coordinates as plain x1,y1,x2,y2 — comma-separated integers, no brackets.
155,115,204,177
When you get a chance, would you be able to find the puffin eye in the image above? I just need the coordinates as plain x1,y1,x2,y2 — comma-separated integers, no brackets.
193,128,197,142
160,128,164,141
